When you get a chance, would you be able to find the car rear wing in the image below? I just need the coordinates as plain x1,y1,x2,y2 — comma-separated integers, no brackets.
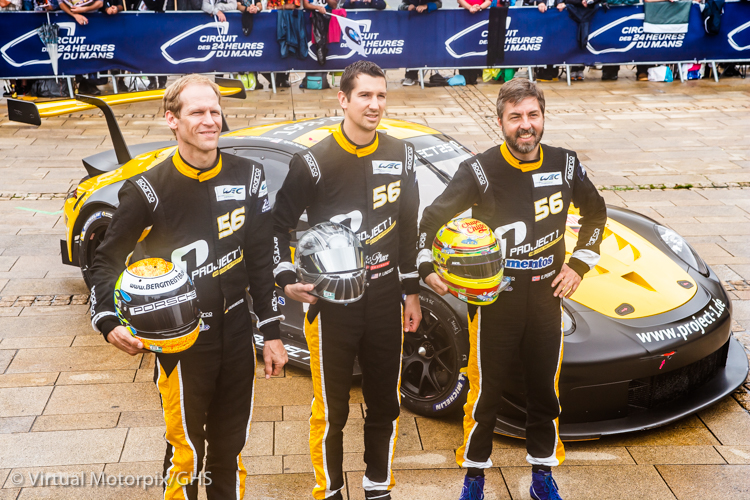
6,77,246,165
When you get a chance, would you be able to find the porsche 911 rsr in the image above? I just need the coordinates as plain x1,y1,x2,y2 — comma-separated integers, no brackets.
8,87,747,440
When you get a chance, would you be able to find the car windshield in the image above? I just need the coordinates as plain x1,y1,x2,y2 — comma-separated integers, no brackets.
408,134,474,217
227,133,474,219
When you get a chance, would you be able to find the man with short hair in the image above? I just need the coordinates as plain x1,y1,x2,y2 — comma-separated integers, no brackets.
418,78,607,500
89,74,288,500
273,60,422,500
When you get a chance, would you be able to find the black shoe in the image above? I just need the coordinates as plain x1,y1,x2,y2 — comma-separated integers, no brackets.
365,490,391,500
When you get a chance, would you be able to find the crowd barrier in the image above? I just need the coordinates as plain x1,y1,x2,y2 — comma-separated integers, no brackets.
2,3,750,87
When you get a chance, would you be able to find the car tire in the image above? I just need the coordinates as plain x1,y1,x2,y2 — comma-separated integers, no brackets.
78,208,113,289
400,289,470,417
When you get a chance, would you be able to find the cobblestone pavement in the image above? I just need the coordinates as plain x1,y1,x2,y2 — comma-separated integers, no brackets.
0,73,749,499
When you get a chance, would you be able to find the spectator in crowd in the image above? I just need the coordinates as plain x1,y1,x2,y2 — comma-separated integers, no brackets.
177,0,201,8
400,0,442,85
529,0,563,81
237,0,263,90
261,0,300,88
59,0,122,94
554,0,601,81
456,0,491,84
341,0,385,9
1,0,23,10
304,0,334,13
458,0,490,11
203,0,237,22
23,0,58,10
59,0,102,24
101,0,122,13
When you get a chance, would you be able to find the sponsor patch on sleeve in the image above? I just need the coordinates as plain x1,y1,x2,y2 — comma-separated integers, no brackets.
215,185,246,202
258,180,268,197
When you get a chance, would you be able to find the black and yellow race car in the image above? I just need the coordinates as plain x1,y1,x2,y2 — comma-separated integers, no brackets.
8,85,747,440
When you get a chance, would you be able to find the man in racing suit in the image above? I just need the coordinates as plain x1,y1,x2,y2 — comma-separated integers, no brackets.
418,79,607,500
272,61,422,500
89,75,287,500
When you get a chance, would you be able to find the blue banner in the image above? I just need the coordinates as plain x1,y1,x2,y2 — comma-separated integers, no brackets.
1,4,750,78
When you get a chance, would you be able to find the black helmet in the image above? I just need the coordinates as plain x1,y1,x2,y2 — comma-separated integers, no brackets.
295,222,366,304
114,258,202,353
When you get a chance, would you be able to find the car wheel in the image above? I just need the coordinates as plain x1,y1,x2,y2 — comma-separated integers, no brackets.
400,290,470,417
78,209,113,289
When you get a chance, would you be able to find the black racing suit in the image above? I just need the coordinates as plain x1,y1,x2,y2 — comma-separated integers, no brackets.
89,150,283,500
273,123,420,499
418,142,607,469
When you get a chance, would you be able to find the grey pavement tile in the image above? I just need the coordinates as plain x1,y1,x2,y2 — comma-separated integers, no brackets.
252,406,282,422
70,335,107,347
244,472,349,499
2,464,103,489
282,404,360,421
0,489,16,500
414,417,464,451
119,427,164,463
273,420,309,456
396,416,423,452
240,421,273,457
253,376,313,406
657,464,750,500
0,279,88,297
31,413,119,433
596,416,720,447
55,370,136,386
731,300,750,321
0,337,73,350
117,411,164,429
392,449,458,470
19,305,91,318
0,387,52,417
0,428,127,468
7,347,141,374
0,417,34,435
44,383,159,415
347,468,509,500
626,445,726,465
728,265,750,280
714,446,750,464
0,315,91,339
502,465,675,500
0,352,14,374
698,397,750,446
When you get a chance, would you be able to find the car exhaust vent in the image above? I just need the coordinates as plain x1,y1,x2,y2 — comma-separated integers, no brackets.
627,340,729,413
621,272,657,292
611,234,641,263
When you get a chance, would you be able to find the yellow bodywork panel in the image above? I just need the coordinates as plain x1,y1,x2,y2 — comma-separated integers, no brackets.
565,211,696,319
35,85,244,119
63,145,176,261
225,117,439,143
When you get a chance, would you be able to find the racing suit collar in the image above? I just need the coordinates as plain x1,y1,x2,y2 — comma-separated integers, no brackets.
173,149,222,182
500,142,543,172
333,122,379,158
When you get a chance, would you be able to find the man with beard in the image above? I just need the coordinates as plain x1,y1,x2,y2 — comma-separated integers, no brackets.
417,78,607,500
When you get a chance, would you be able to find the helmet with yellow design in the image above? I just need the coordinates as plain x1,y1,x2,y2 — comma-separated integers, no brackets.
114,258,202,353
433,218,504,305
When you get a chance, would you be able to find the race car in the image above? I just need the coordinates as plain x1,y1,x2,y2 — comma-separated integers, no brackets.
7,85,747,440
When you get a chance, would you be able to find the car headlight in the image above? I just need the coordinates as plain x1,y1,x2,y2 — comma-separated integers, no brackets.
655,225,709,276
